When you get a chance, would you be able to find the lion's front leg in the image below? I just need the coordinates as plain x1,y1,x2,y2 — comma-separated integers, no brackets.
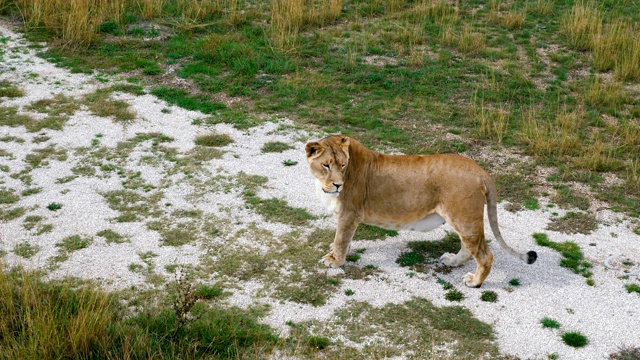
322,213,359,268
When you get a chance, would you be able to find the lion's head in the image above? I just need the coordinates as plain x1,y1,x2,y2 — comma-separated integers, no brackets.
305,136,350,194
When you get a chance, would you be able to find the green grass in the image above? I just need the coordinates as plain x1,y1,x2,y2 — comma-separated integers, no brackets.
0,188,19,204
541,317,561,329
546,211,598,235
13,242,41,259
151,87,226,114
561,331,588,348
47,202,62,211
354,224,399,240
0,80,24,98
244,192,316,226
0,206,27,221
56,235,92,252
96,229,128,244
396,231,460,271
533,233,593,284
508,278,521,286
480,290,498,302
625,283,640,295
261,141,294,153
9,0,640,218
0,267,278,359
445,289,465,302
194,133,233,147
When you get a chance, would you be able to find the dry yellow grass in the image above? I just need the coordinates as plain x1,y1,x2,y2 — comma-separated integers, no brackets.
0,267,112,358
473,101,510,144
520,107,584,158
526,0,554,17
614,36,640,81
592,20,631,72
138,0,164,19
269,0,303,53
560,1,602,51
584,76,627,109
15,0,125,48
457,23,486,54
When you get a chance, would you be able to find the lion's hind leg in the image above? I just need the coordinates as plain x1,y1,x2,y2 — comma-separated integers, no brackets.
460,234,494,288
440,246,472,267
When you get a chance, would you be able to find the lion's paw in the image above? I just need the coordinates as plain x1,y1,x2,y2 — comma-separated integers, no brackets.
440,253,456,266
463,272,482,288
320,251,345,268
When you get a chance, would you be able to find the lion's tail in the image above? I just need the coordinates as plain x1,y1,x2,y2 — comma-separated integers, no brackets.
484,177,537,265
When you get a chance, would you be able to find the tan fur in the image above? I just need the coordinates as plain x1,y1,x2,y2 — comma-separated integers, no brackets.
305,135,536,287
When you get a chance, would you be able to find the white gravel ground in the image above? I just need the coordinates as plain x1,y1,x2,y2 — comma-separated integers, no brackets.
1,20,639,359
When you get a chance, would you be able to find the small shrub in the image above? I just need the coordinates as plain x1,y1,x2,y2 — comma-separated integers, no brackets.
561,331,588,348
541,317,561,329
508,278,521,286
47,202,62,211
480,290,498,302
283,159,298,166
345,289,355,296
445,289,464,301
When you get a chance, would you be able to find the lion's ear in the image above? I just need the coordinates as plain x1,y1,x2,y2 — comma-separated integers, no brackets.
305,142,324,158
340,136,350,151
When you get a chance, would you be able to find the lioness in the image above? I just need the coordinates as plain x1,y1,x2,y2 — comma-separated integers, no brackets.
305,135,537,287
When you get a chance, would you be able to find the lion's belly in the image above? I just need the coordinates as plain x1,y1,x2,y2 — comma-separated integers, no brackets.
364,213,446,232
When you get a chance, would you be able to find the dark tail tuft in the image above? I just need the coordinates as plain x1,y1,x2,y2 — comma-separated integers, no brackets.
526,251,538,264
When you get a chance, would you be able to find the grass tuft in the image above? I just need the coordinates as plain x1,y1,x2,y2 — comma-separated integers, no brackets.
261,141,294,153
480,290,498,302
625,283,640,295
541,317,561,329
561,331,588,348
47,202,62,211
195,133,234,147
445,289,464,302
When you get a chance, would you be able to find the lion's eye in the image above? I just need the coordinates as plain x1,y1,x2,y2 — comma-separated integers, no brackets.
341,164,346,169
322,164,330,169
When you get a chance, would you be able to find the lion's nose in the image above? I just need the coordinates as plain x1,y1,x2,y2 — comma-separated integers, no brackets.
333,183,342,190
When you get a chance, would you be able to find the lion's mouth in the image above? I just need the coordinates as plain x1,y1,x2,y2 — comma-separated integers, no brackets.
322,189,340,194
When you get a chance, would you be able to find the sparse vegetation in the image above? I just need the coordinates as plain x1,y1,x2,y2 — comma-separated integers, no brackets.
396,231,459,273
533,233,594,285
1,1,640,358
13,242,40,259
96,229,128,244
